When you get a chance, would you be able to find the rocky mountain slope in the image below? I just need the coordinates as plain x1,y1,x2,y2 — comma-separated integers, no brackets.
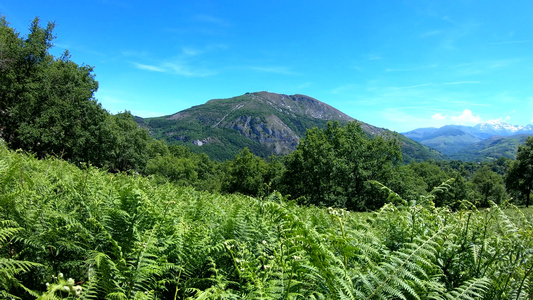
136,91,446,161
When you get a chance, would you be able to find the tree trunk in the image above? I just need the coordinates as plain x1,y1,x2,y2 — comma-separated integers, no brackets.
527,187,531,208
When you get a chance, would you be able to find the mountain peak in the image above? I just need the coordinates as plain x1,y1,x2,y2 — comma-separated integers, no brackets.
474,120,531,135
136,91,444,162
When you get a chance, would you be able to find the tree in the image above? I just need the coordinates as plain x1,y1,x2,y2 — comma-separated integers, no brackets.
471,166,506,207
506,137,533,207
145,154,199,185
223,148,270,197
104,111,151,173
282,121,402,210
0,16,110,166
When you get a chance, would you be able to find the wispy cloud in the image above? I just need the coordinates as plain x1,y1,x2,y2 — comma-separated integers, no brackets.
163,61,217,77
391,83,433,89
420,30,443,38
132,60,217,77
129,43,227,77
450,58,520,76
385,64,438,72
443,81,481,85
367,54,383,61
133,62,166,72
488,40,532,46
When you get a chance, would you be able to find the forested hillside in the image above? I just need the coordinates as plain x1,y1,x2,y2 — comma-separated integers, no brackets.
2,16,533,299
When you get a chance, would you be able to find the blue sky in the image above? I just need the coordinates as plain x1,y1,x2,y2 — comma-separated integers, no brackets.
2,0,532,132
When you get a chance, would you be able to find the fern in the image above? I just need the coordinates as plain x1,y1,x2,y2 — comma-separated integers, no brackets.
0,220,42,299
440,277,491,300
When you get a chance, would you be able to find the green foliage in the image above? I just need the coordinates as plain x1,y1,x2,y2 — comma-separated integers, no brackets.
471,166,506,207
103,111,152,173
506,136,533,207
0,17,104,162
1,143,533,299
144,144,222,192
222,148,283,197
283,121,402,210
0,17,157,173
450,134,532,162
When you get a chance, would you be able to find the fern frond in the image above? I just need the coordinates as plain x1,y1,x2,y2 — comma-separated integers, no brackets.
442,277,490,300
361,226,449,300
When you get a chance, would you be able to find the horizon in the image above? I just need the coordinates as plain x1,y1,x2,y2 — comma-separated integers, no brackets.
2,1,532,132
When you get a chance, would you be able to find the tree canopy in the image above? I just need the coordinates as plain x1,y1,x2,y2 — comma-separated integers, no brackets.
0,17,155,172
506,136,533,207
282,121,402,210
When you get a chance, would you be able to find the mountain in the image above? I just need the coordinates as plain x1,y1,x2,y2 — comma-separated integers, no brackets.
450,134,533,162
474,120,533,136
136,91,445,161
403,125,485,156
402,121,533,161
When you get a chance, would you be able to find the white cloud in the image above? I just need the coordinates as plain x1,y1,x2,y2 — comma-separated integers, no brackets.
162,61,217,77
132,62,165,72
132,60,216,77
432,113,446,121
392,83,433,89
450,109,482,125
443,81,481,85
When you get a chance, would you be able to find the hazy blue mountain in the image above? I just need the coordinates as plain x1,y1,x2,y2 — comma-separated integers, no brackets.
402,121,533,161
450,134,533,161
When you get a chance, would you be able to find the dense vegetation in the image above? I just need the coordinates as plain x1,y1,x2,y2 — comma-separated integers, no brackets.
2,143,533,299
0,17,164,173
2,16,533,299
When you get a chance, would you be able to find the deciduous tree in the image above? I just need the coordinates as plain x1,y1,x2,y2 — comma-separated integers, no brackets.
506,136,533,207
282,121,402,210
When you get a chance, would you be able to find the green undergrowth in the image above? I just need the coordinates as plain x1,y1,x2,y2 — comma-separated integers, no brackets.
1,143,532,299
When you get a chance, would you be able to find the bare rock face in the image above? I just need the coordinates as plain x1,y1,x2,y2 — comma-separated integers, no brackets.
225,114,299,154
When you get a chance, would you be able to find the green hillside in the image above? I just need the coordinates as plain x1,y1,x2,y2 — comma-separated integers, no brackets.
450,134,532,161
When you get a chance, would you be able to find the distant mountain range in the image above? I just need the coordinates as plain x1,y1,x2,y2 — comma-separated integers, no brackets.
135,91,445,161
402,121,533,161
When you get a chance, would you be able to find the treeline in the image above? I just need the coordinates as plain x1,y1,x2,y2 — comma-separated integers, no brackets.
1,17,532,211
